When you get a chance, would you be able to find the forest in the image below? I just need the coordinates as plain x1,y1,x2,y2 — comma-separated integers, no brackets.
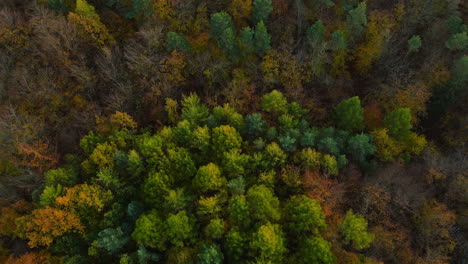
0,0,466,263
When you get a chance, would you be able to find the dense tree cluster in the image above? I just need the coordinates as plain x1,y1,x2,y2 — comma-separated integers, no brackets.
0,93,393,263
0,0,466,262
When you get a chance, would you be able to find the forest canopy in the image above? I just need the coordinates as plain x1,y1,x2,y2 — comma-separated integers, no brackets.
0,0,467,263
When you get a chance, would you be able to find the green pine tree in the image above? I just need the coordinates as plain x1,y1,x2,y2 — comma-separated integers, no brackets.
254,21,271,57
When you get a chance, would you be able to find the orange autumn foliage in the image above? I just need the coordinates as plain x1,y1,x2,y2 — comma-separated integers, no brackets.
23,207,84,247
364,103,383,130
379,64,448,124
333,248,360,264
16,140,59,173
302,170,346,225
371,225,409,259
189,32,210,54
358,183,413,259
359,185,392,223
272,0,288,15
4,251,56,264
55,184,113,216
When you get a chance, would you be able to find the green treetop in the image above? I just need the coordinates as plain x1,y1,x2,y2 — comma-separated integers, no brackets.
222,149,250,178
191,126,211,153
261,142,287,170
346,134,375,164
210,104,245,132
39,184,64,207
126,0,154,19
249,222,286,263
142,171,172,207
254,21,271,57
245,113,267,140
204,218,225,239
193,163,226,193
340,209,374,250
284,195,327,235
132,210,167,250
212,125,243,155
295,236,334,264
252,0,273,24
240,27,255,54
95,227,129,254
333,96,364,132
445,32,468,51
321,154,338,176
228,195,251,228
346,2,367,37
446,16,467,34
198,243,224,264
219,28,240,61
261,90,288,115
408,35,422,53
165,211,196,247
166,32,191,52
246,184,281,222
224,227,246,262
330,31,347,50
210,12,235,43
44,168,78,187
181,94,210,125
307,20,326,47
384,108,412,140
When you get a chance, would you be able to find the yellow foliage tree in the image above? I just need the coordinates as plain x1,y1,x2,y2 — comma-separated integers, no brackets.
96,111,138,135
153,0,174,20
68,12,114,48
330,50,349,78
75,0,100,20
55,184,113,216
261,49,280,86
402,133,427,155
354,11,395,74
89,142,117,168
165,98,180,124
68,0,114,48
371,128,402,162
21,207,84,247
